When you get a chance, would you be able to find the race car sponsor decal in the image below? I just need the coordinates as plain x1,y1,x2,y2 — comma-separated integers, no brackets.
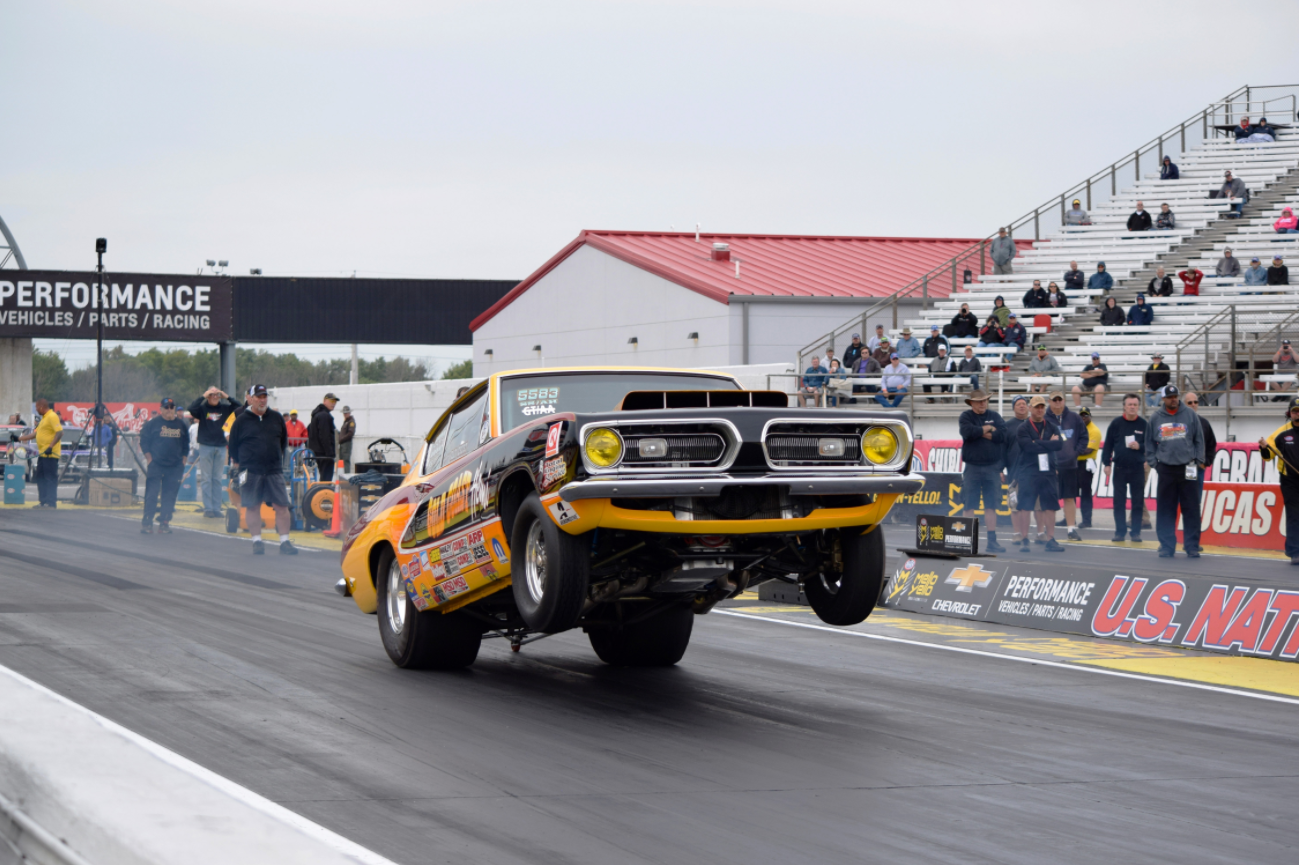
540,456,566,488
479,563,500,581
401,460,491,547
548,500,580,526
517,386,560,417
545,422,562,458
491,537,509,564
433,575,471,604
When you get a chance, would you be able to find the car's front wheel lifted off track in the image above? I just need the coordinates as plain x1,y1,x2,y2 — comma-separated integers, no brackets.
804,526,885,626
376,547,483,669
510,494,589,633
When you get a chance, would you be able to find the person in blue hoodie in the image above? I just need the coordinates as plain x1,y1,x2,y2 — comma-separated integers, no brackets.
1087,262,1113,293
1127,294,1154,326
1160,156,1179,180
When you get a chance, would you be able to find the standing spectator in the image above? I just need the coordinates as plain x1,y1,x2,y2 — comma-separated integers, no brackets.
842,333,864,371
1015,396,1065,553
977,316,1006,349
1148,266,1174,297
1127,294,1154,326
922,325,949,358
1088,262,1113,293
1178,265,1204,296
990,295,1011,327
871,338,893,367
1027,344,1061,393
895,328,922,359
823,347,837,371
1063,261,1086,294
1160,156,1179,180
925,345,957,401
339,406,356,471
139,398,189,535
866,324,887,353
1072,352,1108,407
1102,394,1149,542
1268,255,1289,286
1143,352,1171,406
1243,257,1268,290
1274,207,1299,234
227,384,297,556
1045,281,1068,307
958,390,1007,552
18,397,61,509
307,393,340,482
1004,396,1033,547
1048,393,1087,540
1273,340,1297,394
1219,171,1247,217
850,353,882,402
798,355,827,407
957,346,982,392
949,304,978,338
990,227,1016,275
187,387,239,519
1215,247,1240,278
1022,280,1048,308
1064,199,1089,226
1099,296,1125,326
1002,314,1026,354
284,410,308,448
1258,396,1299,565
1155,203,1176,230
1127,201,1153,232
1075,406,1101,529
1184,392,1216,503
874,354,911,408
1146,386,1204,558
825,359,847,406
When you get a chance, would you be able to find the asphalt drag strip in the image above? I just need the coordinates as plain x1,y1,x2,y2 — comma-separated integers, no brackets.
0,508,1295,864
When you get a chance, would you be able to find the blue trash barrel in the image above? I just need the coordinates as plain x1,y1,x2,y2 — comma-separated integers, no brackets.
4,464,25,505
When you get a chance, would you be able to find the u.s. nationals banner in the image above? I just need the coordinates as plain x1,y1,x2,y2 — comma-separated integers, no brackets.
55,402,160,434
0,270,232,341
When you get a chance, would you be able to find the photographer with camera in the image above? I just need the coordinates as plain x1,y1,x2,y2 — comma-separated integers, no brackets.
18,398,62,508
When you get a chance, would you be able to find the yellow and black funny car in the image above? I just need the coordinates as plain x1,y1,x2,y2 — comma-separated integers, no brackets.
338,367,923,669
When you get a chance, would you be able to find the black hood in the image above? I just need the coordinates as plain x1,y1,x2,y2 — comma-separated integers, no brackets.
311,403,333,419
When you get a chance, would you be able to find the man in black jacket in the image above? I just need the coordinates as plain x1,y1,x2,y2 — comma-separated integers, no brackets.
1143,353,1171,406
229,384,296,555
1048,393,1088,541
307,393,340,482
188,386,239,518
1022,280,1048,308
1102,394,1149,542
140,398,190,534
1063,261,1085,294
1016,396,1065,552
1127,201,1153,232
1185,392,1216,500
841,334,864,372
922,325,949,359
1147,266,1174,297
958,389,1007,552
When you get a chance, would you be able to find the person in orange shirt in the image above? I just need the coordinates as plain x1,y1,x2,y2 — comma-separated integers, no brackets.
284,410,308,448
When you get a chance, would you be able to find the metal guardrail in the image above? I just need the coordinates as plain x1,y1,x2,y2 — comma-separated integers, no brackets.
0,789,94,865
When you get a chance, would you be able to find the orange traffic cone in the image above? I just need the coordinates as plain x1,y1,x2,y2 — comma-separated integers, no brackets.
323,459,345,538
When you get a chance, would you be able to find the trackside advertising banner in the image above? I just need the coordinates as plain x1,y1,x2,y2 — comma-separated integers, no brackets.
884,555,1299,661
55,402,160,434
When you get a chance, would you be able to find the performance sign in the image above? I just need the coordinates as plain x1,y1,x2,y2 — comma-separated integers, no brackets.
0,270,232,341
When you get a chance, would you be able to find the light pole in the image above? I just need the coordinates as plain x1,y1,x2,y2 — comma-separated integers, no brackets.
94,238,107,470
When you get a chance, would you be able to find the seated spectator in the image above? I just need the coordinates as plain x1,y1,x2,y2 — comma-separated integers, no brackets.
977,316,1006,348
1022,280,1048,308
1088,262,1113,293
871,338,893,367
895,327,922,359
1045,281,1067,307
1243,257,1268,289
850,354,882,401
949,303,979,338
922,325,949,358
1268,255,1290,286
925,346,957,401
799,355,827,406
1215,247,1240,277
1247,117,1277,143
825,359,847,406
1144,353,1171,406
1072,352,1109,408
991,295,1011,326
1003,314,1027,353
841,333,864,371
958,345,982,391
1275,207,1299,234
1233,117,1253,141
1148,266,1173,296
1160,156,1179,180
866,324,887,352
1178,266,1203,296
874,354,910,408
1216,170,1247,217
1127,293,1153,326
1155,203,1176,230
1127,201,1152,232
1063,261,1085,293
1064,199,1089,225
1027,344,1061,393
1099,296,1125,326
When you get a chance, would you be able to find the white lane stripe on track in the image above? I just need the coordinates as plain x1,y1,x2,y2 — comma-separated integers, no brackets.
0,663,400,865
714,610,1299,707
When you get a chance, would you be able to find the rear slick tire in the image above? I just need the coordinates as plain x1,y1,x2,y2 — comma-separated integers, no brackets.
510,494,589,634
804,526,884,626
588,604,694,667
375,547,482,669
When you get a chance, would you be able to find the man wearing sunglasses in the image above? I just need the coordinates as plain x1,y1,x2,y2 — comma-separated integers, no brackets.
1259,396,1299,565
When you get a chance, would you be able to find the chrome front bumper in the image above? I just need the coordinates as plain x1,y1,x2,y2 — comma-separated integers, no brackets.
558,473,926,501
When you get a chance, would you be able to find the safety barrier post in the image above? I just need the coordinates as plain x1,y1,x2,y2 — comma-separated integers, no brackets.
323,459,344,538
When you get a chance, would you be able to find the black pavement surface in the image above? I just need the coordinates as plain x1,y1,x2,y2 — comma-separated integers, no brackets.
0,509,1295,864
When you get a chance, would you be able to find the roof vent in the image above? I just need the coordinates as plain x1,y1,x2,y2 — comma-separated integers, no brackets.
711,243,731,262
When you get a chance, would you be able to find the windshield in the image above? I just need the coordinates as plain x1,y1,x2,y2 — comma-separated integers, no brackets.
498,372,740,433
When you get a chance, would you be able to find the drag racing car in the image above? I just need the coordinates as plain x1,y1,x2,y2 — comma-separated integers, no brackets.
337,367,924,669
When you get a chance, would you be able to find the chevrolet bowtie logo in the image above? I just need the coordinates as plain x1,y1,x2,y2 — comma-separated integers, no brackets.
951,521,966,532
945,563,995,592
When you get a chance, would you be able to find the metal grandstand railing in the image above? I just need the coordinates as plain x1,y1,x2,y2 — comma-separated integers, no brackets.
798,83,1299,369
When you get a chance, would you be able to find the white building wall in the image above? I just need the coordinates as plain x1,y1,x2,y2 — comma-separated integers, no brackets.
737,299,925,367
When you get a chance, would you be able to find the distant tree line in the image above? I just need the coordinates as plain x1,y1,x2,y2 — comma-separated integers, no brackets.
31,346,473,403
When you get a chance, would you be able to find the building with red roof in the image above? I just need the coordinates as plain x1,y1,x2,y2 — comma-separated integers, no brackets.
472,230,1030,373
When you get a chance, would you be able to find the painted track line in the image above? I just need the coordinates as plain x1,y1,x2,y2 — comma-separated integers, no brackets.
714,610,1299,707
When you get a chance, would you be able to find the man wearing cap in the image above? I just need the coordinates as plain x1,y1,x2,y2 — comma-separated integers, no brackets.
1146,386,1205,558
1102,393,1149,543
922,325,948,359
1267,255,1289,287
307,393,340,482
866,324,887,353
1027,344,1061,393
285,410,308,449
1003,396,1033,546
1072,352,1108,408
1076,406,1102,529
339,406,356,472
957,345,982,392
1065,200,1089,226
1218,170,1246,217
1144,352,1171,406
958,390,1007,552
1015,396,1066,552
1127,201,1152,233
1243,256,1268,291
842,334,864,371
187,386,239,519
1160,156,1179,180
139,398,190,534
874,354,911,408
871,338,893,368
1259,397,1299,565
1003,314,1026,353
990,227,1016,275
1127,294,1153,326
1048,392,1088,540
1214,247,1240,278
895,328,922,359
228,385,297,555
925,345,957,401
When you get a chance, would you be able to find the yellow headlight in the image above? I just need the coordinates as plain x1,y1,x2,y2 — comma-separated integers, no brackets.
584,428,624,467
862,427,898,464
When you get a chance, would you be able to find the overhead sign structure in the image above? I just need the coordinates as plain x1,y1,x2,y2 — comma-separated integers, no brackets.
0,270,233,342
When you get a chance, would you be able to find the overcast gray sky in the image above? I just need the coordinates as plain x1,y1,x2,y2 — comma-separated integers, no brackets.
5,0,1298,366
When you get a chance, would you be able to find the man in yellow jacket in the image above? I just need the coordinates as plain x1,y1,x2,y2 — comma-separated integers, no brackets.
18,397,63,508
1259,396,1299,565
1075,406,1103,528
